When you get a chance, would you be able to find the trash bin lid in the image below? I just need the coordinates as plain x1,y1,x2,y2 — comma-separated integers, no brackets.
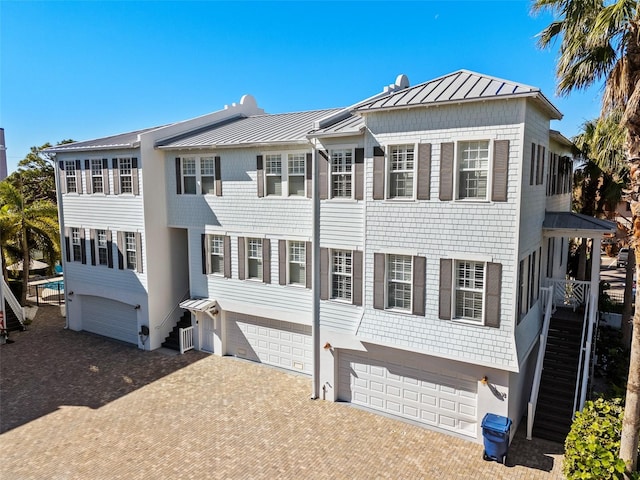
482,413,512,433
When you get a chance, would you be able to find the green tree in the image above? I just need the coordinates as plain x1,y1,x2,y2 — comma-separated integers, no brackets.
533,0,640,474
0,181,59,305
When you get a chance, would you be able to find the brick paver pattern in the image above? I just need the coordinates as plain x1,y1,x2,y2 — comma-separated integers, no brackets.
0,306,565,479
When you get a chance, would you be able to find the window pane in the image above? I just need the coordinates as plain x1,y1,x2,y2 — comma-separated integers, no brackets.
289,176,305,196
331,250,352,300
288,154,305,175
267,176,282,196
458,141,489,199
184,177,197,194
66,161,77,192
455,260,484,321
248,258,262,279
331,150,353,198
290,263,305,285
202,176,215,195
211,255,222,274
389,172,414,198
125,232,136,270
388,282,412,310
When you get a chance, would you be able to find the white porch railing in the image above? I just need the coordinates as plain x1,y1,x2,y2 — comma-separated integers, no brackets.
545,278,591,311
527,285,554,440
574,296,597,417
179,326,194,354
1,277,24,326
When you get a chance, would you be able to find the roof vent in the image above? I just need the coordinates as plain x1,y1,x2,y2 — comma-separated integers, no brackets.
383,74,410,93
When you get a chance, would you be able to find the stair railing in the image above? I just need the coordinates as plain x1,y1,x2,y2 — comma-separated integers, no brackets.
576,293,597,416
155,289,190,341
572,292,592,418
1,277,24,326
527,285,554,440
179,326,194,354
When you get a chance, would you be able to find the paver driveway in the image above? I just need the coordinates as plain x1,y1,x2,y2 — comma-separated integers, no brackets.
0,305,565,479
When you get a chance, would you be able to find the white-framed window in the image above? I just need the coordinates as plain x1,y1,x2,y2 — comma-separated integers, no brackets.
247,238,263,280
289,241,306,285
125,232,137,270
387,254,412,311
388,144,415,199
65,161,77,193
331,250,352,301
97,229,109,266
119,158,133,194
71,227,81,261
91,159,104,193
288,153,306,196
265,154,282,196
208,235,224,275
457,140,490,200
331,148,353,198
455,260,485,322
182,157,197,194
200,157,215,195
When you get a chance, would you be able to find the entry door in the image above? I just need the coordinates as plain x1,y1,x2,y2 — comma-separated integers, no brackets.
200,313,215,353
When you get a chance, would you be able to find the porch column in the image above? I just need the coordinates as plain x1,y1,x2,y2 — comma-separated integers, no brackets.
590,237,601,309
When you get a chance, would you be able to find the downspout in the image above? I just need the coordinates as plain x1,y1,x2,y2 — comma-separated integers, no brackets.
51,153,69,328
311,139,320,400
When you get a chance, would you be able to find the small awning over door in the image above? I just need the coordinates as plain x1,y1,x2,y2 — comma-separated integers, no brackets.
543,212,616,238
179,298,218,313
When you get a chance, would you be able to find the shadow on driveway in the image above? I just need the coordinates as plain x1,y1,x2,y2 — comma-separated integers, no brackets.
0,305,207,433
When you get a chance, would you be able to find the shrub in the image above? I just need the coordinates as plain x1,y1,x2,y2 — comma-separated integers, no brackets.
564,398,629,479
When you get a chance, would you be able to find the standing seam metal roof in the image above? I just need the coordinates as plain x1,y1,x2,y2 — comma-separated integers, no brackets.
157,109,343,148
355,70,557,116
45,126,167,152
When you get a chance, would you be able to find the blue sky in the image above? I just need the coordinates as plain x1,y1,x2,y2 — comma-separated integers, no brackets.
1,0,604,174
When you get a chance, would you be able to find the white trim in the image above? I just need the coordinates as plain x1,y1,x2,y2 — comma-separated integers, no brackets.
260,148,311,198
383,140,419,201
453,138,493,202
445,252,493,263
328,144,357,200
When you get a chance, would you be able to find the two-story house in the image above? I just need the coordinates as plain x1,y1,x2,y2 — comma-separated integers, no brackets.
47,70,613,444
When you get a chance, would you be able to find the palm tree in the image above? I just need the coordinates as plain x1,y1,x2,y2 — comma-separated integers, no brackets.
0,180,59,305
533,0,640,473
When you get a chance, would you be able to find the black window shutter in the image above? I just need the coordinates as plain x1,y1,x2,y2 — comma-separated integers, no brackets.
305,241,312,289
412,256,426,316
373,253,385,310
439,143,454,201
135,232,143,273
263,239,271,284
238,237,245,280
354,148,365,200
439,259,452,320
352,250,363,306
256,155,264,197
106,230,113,268
491,140,510,202
318,150,329,200
223,236,231,278
539,147,546,186
85,160,93,195
175,158,182,194
75,160,82,194
112,159,120,195
279,240,287,286
117,231,124,270
102,159,110,195
372,146,385,200
485,262,502,328
306,153,312,199
320,248,329,300
202,234,208,275
64,227,71,262
131,158,139,195
215,156,222,196
59,161,67,194
530,143,536,186
417,143,431,200
90,229,96,266
80,228,87,264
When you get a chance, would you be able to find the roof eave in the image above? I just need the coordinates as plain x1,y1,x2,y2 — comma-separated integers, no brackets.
157,139,312,151
46,142,140,153
307,126,366,139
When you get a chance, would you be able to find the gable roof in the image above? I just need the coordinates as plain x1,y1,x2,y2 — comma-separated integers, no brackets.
355,70,562,119
157,109,343,149
543,212,616,236
46,126,168,153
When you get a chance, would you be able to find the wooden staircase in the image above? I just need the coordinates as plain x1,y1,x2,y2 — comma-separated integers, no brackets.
4,299,25,333
161,311,191,351
532,307,584,443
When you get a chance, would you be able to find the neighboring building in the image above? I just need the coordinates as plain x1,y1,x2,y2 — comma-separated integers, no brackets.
46,70,614,444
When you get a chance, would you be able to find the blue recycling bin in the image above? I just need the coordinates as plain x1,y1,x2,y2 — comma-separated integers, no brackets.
481,413,512,464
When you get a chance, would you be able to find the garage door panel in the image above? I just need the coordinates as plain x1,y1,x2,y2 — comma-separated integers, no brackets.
227,314,311,375
81,296,138,345
338,351,477,438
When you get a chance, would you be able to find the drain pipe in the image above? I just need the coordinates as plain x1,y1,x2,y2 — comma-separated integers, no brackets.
311,141,320,400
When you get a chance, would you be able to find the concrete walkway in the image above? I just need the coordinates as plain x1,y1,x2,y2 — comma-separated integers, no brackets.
0,306,565,479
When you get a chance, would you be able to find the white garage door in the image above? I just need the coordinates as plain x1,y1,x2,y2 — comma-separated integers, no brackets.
81,295,138,345
338,351,477,438
226,313,312,375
